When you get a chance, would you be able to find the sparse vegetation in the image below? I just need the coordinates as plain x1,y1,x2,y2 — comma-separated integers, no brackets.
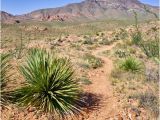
115,49,130,58
145,67,159,83
83,53,103,69
83,37,94,45
99,38,111,45
77,76,92,85
129,91,159,117
1,3,159,119
12,49,81,117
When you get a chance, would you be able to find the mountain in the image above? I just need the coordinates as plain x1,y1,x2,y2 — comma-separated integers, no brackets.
0,11,15,23
1,0,159,23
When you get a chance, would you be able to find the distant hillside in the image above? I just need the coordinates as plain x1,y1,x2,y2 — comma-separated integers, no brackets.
1,0,159,23
0,11,15,23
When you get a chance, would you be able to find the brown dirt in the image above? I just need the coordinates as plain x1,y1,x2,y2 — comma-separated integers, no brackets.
82,42,122,120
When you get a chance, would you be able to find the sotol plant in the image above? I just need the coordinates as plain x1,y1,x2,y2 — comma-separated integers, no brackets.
132,11,142,45
13,49,81,117
0,53,12,107
119,57,142,73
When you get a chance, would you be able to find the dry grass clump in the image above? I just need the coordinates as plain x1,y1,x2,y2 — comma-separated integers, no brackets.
83,53,103,69
129,90,159,118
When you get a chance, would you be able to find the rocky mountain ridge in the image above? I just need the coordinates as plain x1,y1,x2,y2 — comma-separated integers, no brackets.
1,0,159,23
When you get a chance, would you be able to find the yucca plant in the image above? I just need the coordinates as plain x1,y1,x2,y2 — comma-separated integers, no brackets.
13,49,81,117
0,53,11,107
119,57,142,73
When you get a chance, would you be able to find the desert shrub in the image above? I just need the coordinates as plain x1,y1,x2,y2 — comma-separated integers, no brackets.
145,68,159,83
70,43,81,50
77,76,92,85
132,31,142,45
119,29,128,40
99,38,111,45
96,32,105,37
83,53,103,69
83,37,94,45
140,39,159,58
125,39,133,46
13,49,81,117
102,50,110,56
0,53,12,107
119,57,142,73
78,63,90,69
113,34,120,41
129,91,159,117
115,49,130,58
129,47,136,54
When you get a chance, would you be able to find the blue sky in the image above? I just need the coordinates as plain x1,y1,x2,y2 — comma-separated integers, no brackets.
1,0,159,15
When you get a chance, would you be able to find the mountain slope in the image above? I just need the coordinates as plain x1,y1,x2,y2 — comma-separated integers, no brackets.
1,0,159,23
0,11,15,23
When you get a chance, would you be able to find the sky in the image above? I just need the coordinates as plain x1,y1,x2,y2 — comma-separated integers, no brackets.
1,0,159,15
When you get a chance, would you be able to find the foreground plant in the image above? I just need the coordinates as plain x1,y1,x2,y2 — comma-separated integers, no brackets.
119,57,142,73
13,49,81,117
0,53,11,107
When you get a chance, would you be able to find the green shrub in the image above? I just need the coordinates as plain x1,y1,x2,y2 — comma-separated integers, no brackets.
132,31,142,45
83,53,103,69
13,49,81,117
140,39,159,58
119,57,142,73
0,53,12,107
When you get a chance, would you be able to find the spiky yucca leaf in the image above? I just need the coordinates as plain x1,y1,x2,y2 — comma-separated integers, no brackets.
119,57,142,73
0,53,11,107
13,49,81,117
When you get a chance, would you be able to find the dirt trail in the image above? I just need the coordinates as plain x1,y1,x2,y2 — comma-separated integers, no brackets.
84,42,121,120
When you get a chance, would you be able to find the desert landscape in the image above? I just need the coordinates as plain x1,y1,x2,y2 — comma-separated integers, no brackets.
0,0,159,120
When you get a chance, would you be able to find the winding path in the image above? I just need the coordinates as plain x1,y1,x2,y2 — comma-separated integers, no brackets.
84,42,121,119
